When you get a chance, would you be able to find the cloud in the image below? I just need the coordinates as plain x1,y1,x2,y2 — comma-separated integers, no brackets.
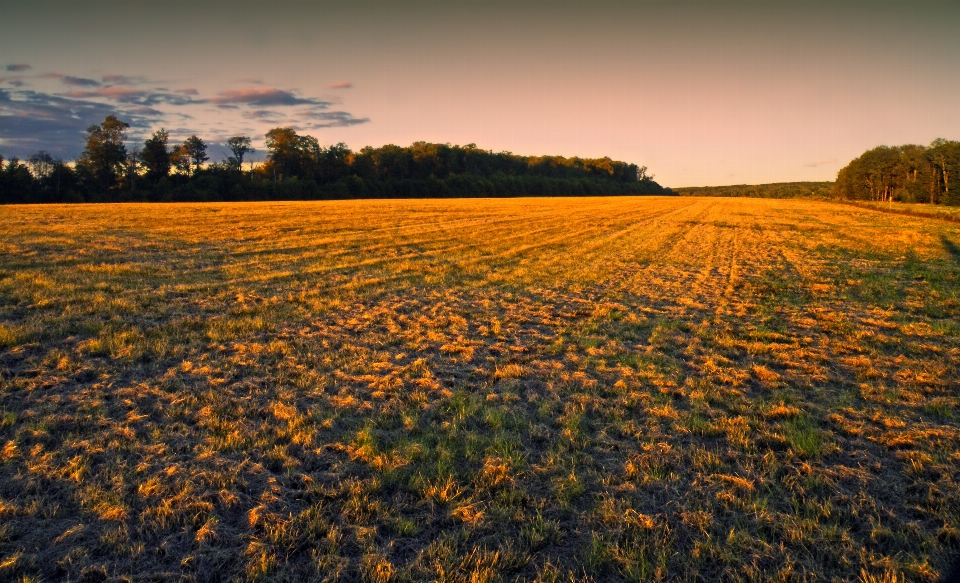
301,110,370,128
6,64,30,72
60,86,196,106
0,88,160,158
1,68,370,158
38,73,102,87
206,87,330,107
804,158,837,168
243,109,285,119
102,74,149,86
326,81,353,89
234,77,263,85
128,106,164,115
61,76,102,87
63,87,145,100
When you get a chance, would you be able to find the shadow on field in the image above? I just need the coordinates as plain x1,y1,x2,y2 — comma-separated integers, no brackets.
940,554,960,583
942,236,960,265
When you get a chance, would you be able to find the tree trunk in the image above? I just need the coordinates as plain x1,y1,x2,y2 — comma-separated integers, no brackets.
931,168,937,203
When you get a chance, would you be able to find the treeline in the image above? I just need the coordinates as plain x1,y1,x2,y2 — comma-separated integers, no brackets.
833,139,960,205
0,115,668,203
675,182,833,199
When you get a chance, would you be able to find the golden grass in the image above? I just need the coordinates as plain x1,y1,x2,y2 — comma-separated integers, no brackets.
0,197,958,581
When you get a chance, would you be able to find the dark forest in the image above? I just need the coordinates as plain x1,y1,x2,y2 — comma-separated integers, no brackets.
0,116,668,203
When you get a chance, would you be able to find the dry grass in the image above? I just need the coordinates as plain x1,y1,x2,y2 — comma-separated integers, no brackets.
0,197,958,582
846,201,960,223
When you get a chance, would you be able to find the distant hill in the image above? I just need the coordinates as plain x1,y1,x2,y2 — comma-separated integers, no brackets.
674,181,833,199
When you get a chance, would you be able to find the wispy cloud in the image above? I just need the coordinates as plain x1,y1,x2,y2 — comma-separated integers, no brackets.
63,87,146,101
302,110,370,128
61,76,102,87
243,109,286,119
205,87,330,107
61,87,195,106
40,73,102,87
5,64,31,72
326,81,353,89
804,158,837,168
102,74,150,86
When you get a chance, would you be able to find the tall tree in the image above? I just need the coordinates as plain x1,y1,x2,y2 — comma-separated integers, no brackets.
226,136,254,171
183,135,209,174
141,129,171,182
77,115,129,193
50,157,71,200
27,151,54,180
264,127,305,180
170,144,191,175
928,138,960,203
317,142,352,183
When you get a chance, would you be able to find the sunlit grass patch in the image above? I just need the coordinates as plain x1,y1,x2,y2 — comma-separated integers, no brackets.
780,414,830,459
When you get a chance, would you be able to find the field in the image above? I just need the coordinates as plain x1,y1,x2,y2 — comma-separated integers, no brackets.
1,197,959,582
842,202,960,224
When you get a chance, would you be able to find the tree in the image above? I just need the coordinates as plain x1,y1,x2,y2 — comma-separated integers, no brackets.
27,151,54,180
183,135,208,174
928,138,960,204
126,147,141,192
317,143,352,183
264,127,304,180
77,115,129,193
170,144,191,175
141,129,171,182
0,157,35,203
226,136,254,171
49,158,73,201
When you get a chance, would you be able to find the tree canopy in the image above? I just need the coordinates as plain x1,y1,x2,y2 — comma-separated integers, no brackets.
141,129,171,183
1,116,669,203
834,140,960,205
76,115,129,195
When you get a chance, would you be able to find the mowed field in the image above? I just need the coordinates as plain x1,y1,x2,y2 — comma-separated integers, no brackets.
1,197,959,583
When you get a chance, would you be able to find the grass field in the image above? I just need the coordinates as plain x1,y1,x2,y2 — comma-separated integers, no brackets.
842,201,960,224
1,197,959,582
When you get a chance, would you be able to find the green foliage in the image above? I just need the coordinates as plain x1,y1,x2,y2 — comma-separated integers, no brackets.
182,135,209,174
140,129,171,183
677,137,960,208
1,119,670,203
75,115,129,194
225,136,254,171
834,139,960,204
675,182,833,199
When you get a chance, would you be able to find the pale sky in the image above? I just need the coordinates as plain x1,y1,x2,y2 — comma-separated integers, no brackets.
1,0,959,187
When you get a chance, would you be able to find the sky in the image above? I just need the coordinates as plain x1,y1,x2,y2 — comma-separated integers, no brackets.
1,0,959,187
